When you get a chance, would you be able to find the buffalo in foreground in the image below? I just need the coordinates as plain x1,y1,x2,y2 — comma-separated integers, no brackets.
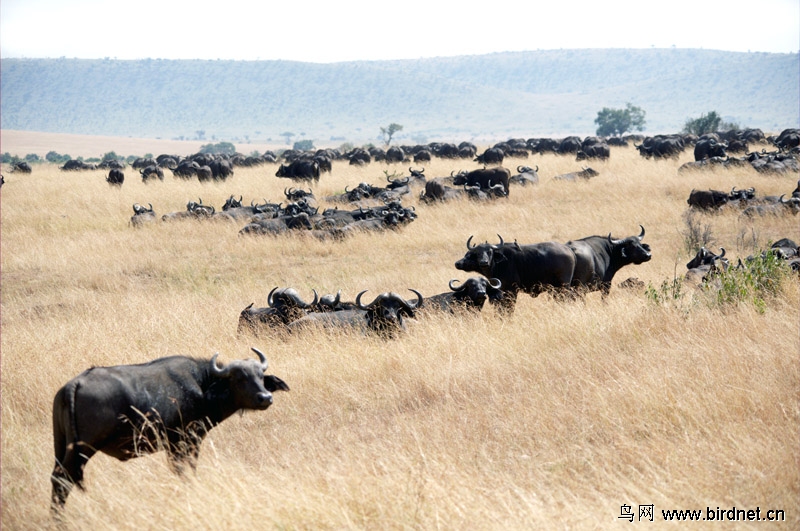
51,348,289,512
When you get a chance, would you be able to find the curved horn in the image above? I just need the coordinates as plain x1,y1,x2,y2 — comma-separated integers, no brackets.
731,186,738,194
517,165,525,173
406,288,424,309
491,234,505,249
251,347,269,371
718,247,726,258
210,353,229,377
466,235,476,250
449,279,465,292
488,278,502,289
608,233,624,245
308,289,319,308
535,165,539,172
356,290,380,310
148,203,153,211
267,286,278,307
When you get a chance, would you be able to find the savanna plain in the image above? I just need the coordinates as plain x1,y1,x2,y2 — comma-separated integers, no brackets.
1,139,798,529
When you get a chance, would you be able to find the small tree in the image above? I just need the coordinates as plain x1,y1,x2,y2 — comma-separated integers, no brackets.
683,111,722,135
293,139,315,151
199,142,236,155
683,111,739,136
594,103,646,137
281,131,296,145
379,123,403,146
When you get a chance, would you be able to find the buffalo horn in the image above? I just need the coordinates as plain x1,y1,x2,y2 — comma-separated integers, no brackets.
407,289,424,309
489,278,502,289
251,347,269,371
210,353,230,377
466,235,476,249
267,286,278,307
356,289,376,310
448,279,464,292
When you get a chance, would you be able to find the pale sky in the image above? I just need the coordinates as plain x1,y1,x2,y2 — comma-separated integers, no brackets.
1,0,798,62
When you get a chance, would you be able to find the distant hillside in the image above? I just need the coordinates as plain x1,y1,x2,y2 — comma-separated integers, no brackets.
1,49,797,146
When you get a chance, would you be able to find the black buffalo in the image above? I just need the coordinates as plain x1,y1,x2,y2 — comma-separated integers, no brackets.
237,287,319,334
687,189,731,210
455,227,651,310
455,235,578,312
288,289,423,337
565,226,652,295
13,161,32,173
422,277,503,313
130,203,156,227
474,147,505,165
685,247,729,284
452,167,511,195
106,168,124,186
635,135,685,159
510,165,539,186
51,348,289,511
694,138,728,161
140,164,164,182
276,160,320,182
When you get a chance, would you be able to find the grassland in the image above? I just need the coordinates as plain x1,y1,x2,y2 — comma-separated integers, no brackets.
1,143,798,529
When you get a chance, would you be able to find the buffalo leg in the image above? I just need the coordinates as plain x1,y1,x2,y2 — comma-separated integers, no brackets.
51,442,95,512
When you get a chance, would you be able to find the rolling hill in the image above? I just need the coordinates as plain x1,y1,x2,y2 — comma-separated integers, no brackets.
1,49,797,147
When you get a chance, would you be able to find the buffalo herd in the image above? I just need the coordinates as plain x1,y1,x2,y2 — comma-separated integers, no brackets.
41,126,799,514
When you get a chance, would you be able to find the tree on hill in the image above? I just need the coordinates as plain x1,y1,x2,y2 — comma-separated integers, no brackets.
293,139,315,151
379,123,403,146
682,111,738,135
199,142,236,155
594,103,646,137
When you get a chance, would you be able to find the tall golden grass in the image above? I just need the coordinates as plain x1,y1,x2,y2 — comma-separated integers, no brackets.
1,146,798,529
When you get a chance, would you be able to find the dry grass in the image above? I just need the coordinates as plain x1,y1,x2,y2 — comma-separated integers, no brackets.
1,143,799,530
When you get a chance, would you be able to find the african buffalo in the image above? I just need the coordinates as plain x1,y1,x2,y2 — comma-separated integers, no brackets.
455,235,578,312
237,287,319,334
288,289,423,337
565,225,652,295
130,203,156,227
276,160,320,182
106,168,124,186
422,277,503,313
452,167,511,195
51,348,289,511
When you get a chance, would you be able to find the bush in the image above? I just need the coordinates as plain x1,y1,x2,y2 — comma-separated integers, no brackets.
711,251,790,312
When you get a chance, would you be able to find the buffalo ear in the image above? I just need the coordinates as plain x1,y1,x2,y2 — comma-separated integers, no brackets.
264,375,290,392
493,251,508,263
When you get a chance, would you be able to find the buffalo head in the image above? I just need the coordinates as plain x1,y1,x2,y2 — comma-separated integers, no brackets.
608,225,652,264
356,289,423,335
454,235,506,276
